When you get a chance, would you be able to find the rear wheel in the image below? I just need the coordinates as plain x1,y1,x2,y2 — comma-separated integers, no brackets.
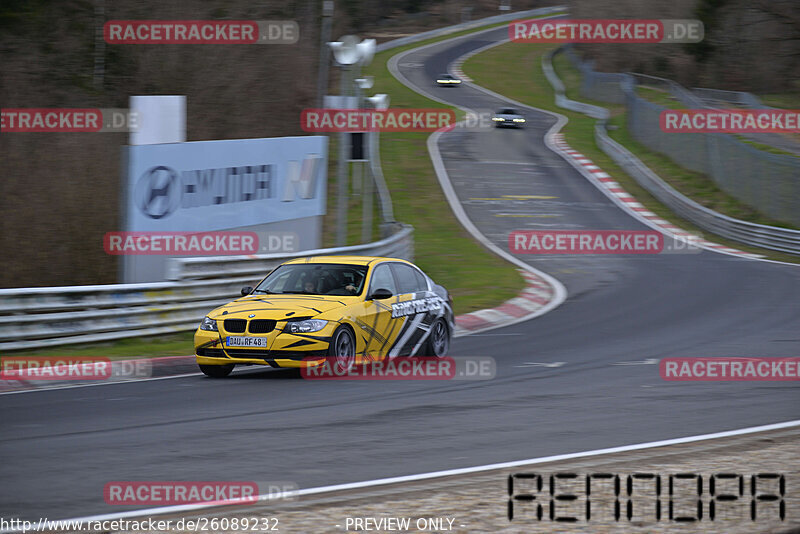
199,364,234,378
328,326,356,373
424,318,450,357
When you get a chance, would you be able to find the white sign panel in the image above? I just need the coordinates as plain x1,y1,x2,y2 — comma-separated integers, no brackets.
125,136,327,232
130,95,186,146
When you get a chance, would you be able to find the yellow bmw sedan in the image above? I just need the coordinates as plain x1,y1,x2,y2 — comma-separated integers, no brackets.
194,256,454,377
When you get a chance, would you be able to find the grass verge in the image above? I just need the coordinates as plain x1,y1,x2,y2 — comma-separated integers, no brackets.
759,93,800,109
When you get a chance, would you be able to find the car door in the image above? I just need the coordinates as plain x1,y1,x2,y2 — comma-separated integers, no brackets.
356,262,403,359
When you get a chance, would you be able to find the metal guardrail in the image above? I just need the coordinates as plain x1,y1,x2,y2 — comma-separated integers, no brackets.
0,225,414,351
541,50,609,120
544,47,800,256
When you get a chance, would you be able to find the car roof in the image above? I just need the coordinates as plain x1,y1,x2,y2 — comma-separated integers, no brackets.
282,256,412,267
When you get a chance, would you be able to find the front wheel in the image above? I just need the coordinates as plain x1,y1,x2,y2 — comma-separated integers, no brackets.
424,318,450,357
328,326,356,372
199,364,234,378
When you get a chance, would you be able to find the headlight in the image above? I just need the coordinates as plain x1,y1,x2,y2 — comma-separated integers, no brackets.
492,117,504,121
286,319,328,334
199,316,218,331
513,118,526,122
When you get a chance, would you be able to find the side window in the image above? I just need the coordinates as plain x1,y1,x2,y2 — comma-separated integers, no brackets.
390,263,427,294
369,264,398,295
413,269,429,292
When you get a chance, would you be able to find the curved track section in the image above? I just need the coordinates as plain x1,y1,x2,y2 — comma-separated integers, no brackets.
1,26,799,521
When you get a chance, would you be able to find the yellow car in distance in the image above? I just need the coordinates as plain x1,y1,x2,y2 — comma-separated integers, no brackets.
436,73,461,86
194,256,454,377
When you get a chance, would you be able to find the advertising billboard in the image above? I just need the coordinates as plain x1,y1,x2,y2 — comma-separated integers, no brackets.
125,136,327,232
121,135,327,282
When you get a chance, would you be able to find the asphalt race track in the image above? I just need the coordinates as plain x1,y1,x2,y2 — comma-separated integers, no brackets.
2,26,799,522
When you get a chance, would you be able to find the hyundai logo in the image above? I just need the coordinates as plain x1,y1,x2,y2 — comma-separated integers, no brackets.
135,166,181,219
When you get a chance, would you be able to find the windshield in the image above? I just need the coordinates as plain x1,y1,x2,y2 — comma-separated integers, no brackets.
254,263,368,296
499,108,517,115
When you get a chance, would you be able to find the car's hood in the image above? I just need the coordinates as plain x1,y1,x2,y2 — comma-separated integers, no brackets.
208,294,351,320
495,114,521,119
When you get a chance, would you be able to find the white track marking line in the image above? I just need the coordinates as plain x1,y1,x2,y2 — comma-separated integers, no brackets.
612,358,660,366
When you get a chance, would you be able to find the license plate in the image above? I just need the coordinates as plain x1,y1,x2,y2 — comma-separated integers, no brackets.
226,336,268,348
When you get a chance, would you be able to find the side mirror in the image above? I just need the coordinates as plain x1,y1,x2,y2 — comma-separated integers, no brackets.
368,288,392,300
241,286,254,297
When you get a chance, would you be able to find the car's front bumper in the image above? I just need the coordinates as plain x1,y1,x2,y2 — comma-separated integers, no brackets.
194,327,333,368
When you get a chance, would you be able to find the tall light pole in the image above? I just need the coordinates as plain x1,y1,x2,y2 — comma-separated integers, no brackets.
315,1,334,108
328,36,375,246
